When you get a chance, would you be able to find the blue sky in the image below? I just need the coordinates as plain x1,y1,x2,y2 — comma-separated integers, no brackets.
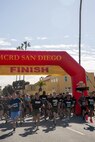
0,0,95,88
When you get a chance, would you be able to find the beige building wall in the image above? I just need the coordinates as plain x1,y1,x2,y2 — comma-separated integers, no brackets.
24,72,95,95
86,72,95,92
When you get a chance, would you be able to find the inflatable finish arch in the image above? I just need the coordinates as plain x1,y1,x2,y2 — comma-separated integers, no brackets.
0,50,87,114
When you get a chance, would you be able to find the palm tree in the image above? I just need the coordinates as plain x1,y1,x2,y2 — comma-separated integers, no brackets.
16,41,31,81
23,41,31,50
36,79,46,92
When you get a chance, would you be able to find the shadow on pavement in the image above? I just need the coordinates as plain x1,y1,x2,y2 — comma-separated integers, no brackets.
19,125,38,137
0,131,13,140
41,120,56,133
84,123,95,132
0,115,91,138
0,122,12,131
67,116,86,124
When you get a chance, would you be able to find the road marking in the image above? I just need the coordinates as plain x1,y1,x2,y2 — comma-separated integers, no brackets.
67,127,85,136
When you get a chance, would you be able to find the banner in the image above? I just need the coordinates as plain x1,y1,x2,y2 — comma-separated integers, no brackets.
0,50,63,65
0,65,67,75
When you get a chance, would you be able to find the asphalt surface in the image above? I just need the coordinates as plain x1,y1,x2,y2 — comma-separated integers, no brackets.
0,116,95,142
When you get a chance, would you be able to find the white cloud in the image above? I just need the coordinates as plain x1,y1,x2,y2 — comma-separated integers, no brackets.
24,36,34,41
29,44,78,50
32,45,41,49
29,44,82,52
0,46,16,50
82,60,95,73
0,38,11,46
11,38,17,42
37,37,48,40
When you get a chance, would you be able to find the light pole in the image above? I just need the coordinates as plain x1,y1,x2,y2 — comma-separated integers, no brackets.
79,0,82,65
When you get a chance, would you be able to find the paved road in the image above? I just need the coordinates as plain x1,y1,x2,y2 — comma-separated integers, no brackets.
0,116,95,142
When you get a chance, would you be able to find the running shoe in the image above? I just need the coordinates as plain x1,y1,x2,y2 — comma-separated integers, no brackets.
90,118,93,123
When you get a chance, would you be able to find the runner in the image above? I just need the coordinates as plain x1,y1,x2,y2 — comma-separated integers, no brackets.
31,92,43,130
47,94,53,120
58,93,64,119
24,94,31,116
78,94,88,121
16,92,26,124
3,95,11,123
40,91,48,120
64,94,73,120
86,92,95,123
71,96,76,116
50,92,59,126
0,99,4,120
9,91,21,131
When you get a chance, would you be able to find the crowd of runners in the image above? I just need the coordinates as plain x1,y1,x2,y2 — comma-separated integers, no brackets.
0,90,95,131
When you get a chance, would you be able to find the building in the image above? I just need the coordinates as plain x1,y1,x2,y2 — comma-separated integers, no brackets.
25,72,95,95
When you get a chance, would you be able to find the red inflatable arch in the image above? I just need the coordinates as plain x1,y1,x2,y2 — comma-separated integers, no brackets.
0,50,87,115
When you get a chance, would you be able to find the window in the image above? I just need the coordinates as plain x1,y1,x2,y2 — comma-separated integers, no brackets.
64,76,67,82
51,78,58,82
86,76,89,81
51,79,53,83
56,78,58,82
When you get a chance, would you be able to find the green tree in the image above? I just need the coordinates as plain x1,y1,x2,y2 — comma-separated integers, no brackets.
3,85,14,96
36,80,46,92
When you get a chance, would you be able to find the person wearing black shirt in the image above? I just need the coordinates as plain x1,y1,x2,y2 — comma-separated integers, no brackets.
31,93,42,130
86,93,95,123
78,95,88,120
71,96,76,115
0,100,4,120
64,94,73,120
50,92,59,126
57,93,64,119
40,91,48,120
47,94,53,120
